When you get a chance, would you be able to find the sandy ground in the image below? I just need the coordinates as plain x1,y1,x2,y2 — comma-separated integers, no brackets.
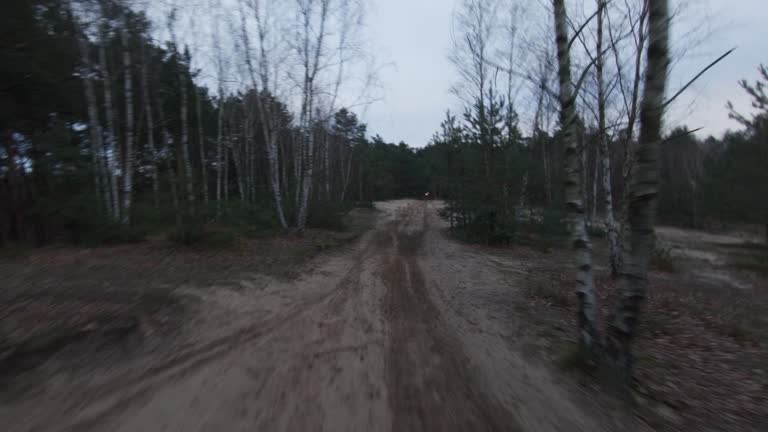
1,200,644,432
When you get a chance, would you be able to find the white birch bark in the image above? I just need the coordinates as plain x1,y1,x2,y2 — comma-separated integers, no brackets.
340,144,353,202
324,128,331,201
239,0,289,228
119,15,134,224
296,0,330,229
98,35,121,221
595,0,620,277
196,88,209,205
216,94,224,208
610,2,648,269
157,101,179,212
179,59,195,208
167,10,195,209
606,0,670,377
553,0,600,354
140,44,160,209
75,18,109,216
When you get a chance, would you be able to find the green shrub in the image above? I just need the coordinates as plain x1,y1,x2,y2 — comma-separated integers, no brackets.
217,201,280,237
306,201,351,231
354,200,374,209
168,223,237,248
651,246,677,272
85,223,148,246
588,225,607,238
538,208,568,237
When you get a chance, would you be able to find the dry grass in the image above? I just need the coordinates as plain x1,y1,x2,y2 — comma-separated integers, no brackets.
522,251,768,432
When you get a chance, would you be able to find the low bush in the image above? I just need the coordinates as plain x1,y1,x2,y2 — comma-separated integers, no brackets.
651,246,677,272
306,201,352,231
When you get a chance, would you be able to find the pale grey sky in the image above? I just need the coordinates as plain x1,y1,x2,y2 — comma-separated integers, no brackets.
362,0,768,146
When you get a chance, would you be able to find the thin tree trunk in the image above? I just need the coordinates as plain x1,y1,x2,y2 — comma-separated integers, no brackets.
605,0,670,379
157,103,179,213
75,24,108,216
216,94,224,211
238,3,289,228
553,0,600,355
616,3,648,269
196,88,209,205
324,129,331,201
358,159,363,202
294,130,303,212
120,17,134,224
296,0,329,229
98,39,121,221
179,67,195,209
543,138,552,205
592,142,599,222
224,138,230,204
340,146,353,202
233,123,245,201
581,137,590,226
140,44,160,209
297,121,315,228
596,0,620,277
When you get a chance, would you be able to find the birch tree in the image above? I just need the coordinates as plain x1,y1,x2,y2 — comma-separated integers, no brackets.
196,88,209,205
140,42,160,208
552,0,600,355
605,0,670,379
295,0,331,229
119,11,135,223
607,0,648,269
239,0,289,228
73,8,110,216
594,0,622,276
167,8,195,209
98,14,121,221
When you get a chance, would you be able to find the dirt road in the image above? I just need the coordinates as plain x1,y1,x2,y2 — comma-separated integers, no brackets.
3,200,638,432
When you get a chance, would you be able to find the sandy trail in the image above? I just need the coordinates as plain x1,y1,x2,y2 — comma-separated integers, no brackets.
4,200,636,432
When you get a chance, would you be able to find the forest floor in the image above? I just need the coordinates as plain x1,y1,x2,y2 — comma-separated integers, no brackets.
523,222,768,431
1,200,766,431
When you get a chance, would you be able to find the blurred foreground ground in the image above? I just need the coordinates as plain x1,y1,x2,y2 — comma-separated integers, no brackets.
1,200,766,431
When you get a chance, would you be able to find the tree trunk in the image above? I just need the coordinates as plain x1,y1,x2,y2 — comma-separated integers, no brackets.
543,137,552,205
592,142,599,223
606,0,670,380
297,121,315,229
216,93,224,212
75,24,108,216
324,129,331,201
233,121,245,201
617,4,648,271
99,40,121,221
156,97,177,212
196,88,209,205
179,64,195,209
358,159,363,202
120,18,134,224
267,133,287,227
340,146,353,202
553,0,600,355
596,0,620,277
238,5,289,229
224,138,230,204
140,44,160,209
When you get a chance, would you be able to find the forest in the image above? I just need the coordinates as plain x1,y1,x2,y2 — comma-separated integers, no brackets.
1,0,432,245
2,0,768,430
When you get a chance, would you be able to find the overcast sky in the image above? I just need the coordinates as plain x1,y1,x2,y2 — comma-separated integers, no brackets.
361,0,768,146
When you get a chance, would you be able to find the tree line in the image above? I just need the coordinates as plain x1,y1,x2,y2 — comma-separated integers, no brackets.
0,0,419,244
